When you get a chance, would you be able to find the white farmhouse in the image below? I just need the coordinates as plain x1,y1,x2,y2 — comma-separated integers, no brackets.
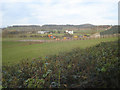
66,30,73,34
38,31,45,34
38,31,49,34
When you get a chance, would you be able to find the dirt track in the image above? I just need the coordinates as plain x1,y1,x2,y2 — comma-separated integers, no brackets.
19,39,55,42
18,38,90,43
18,39,74,43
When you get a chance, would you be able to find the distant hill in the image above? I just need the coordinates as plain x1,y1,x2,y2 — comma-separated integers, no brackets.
2,24,111,31
76,24,95,28
100,26,120,35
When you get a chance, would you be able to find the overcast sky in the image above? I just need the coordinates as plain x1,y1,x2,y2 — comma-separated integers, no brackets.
0,0,119,27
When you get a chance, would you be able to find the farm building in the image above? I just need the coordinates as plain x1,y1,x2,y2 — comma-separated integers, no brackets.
66,30,73,34
38,31,49,34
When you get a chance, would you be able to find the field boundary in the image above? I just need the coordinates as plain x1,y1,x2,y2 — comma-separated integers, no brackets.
17,34,119,43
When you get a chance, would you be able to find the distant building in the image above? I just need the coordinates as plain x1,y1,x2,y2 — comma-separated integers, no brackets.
66,30,73,34
38,31,49,34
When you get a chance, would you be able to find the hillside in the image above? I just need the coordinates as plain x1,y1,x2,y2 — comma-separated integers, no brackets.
100,26,120,35
2,24,110,31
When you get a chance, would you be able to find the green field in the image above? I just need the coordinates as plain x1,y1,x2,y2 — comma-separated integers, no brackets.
2,37,118,65
2,37,51,41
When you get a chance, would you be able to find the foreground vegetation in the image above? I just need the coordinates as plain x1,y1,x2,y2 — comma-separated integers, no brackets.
2,39,120,88
2,37,118,65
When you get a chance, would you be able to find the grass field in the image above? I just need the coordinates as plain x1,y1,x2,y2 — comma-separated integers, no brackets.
74,29,105,35
2,37,51,41
2,37,118,65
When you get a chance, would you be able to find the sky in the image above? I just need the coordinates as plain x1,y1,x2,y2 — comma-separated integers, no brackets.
0,0,119,27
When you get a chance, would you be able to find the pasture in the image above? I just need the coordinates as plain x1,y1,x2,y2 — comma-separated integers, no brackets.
2,37,118,65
